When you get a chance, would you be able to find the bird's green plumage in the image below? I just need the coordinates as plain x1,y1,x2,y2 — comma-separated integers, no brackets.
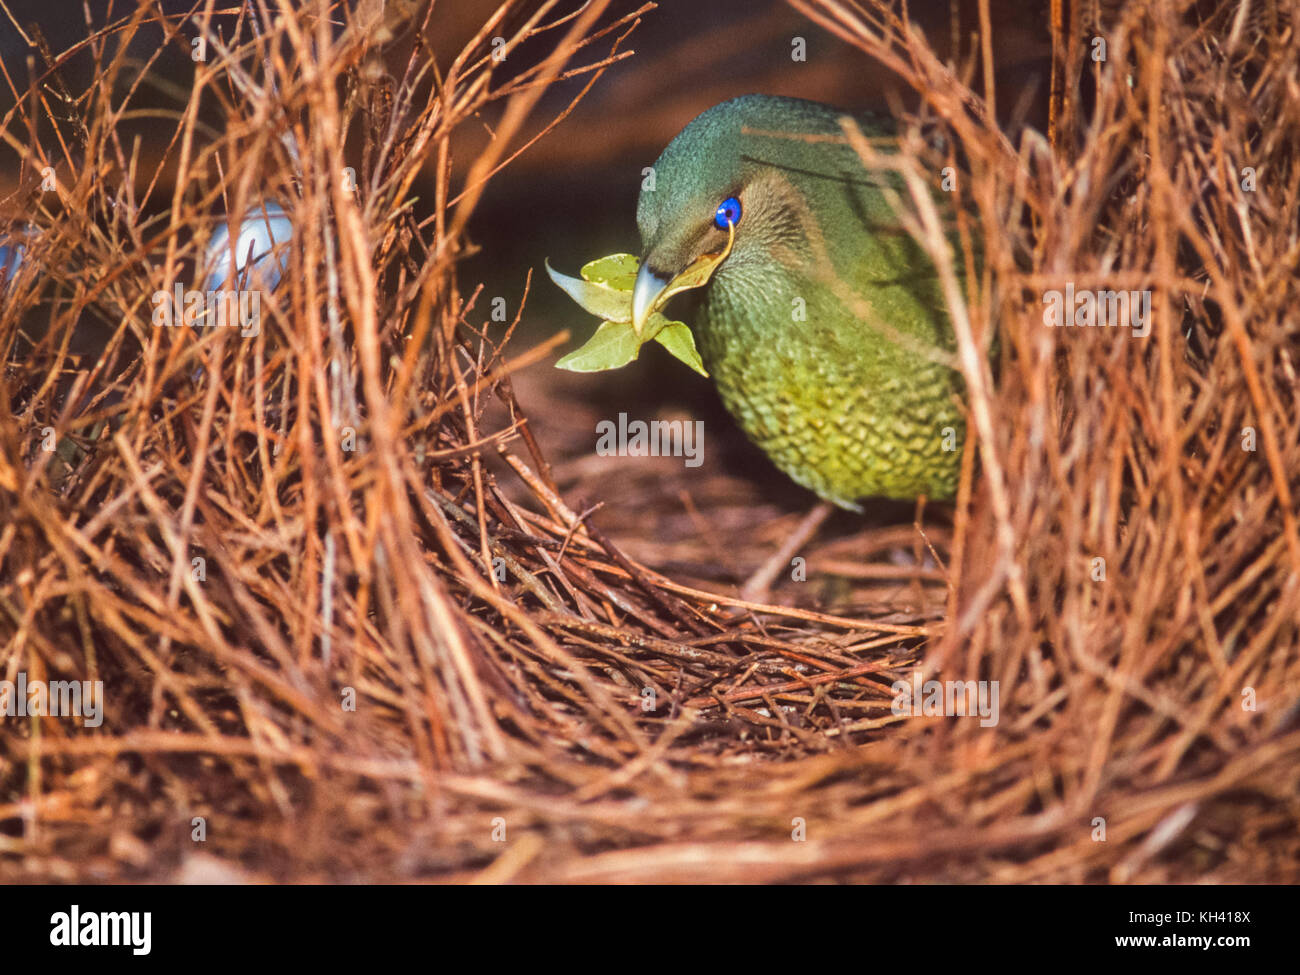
636,95,965,509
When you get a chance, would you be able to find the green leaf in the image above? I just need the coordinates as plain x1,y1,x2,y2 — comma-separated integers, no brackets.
652,322,709,376
548,249,715,375
579,253,639,290
544,260,632,323
555,320,642,372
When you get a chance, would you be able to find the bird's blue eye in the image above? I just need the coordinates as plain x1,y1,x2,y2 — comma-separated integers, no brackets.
714,196,742,230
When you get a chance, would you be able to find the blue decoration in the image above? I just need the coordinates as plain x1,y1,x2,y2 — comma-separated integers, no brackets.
0,235,27,285
203,201,293,291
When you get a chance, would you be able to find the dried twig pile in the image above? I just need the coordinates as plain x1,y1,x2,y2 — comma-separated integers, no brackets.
1,0,1296,882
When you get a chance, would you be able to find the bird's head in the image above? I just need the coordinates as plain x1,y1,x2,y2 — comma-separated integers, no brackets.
632,95,852,336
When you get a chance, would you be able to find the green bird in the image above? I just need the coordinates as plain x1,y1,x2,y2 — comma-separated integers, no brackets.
630,95,965,510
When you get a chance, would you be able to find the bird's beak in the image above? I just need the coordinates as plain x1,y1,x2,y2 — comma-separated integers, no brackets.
632,264,672,337
631,221,736,337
